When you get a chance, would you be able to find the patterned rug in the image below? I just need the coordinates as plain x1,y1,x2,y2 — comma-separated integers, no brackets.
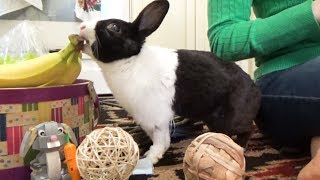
97,95,310,180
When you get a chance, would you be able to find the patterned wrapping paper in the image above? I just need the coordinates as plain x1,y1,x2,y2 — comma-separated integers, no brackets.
0,92,96,171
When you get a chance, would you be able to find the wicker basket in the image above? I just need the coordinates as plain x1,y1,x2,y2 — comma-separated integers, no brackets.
0,79,99,180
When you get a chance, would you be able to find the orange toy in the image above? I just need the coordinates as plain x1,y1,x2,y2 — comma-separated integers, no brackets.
64,134,81,180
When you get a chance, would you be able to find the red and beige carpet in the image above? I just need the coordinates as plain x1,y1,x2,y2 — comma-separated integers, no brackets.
97,95,310,180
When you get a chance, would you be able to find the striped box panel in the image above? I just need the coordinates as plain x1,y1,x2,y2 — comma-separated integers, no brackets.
62,106,72,127
84,102,89,124
71,97,78,105
0,141,7,155
51,99,71,108
38,102,52,123
62,106,78,120
22,103,38,112
22,111,39,126
6,112,38,127
13,154,24,168
6,126,23,155
51,107,63,123
0,115,6,141
73,127,80,143
6,114,22,127
78,96,84,115
80,123,90,137
0,154,24,170
71,115,82,129
89,103,94,128
0,104,22,114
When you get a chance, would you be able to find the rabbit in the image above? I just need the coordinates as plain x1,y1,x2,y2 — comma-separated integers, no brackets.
20,121,78,180
79,0,261,164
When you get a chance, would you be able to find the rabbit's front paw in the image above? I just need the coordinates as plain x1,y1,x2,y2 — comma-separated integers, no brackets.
144,145,164,164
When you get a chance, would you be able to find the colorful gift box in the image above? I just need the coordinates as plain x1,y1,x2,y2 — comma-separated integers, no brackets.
0,79,99,179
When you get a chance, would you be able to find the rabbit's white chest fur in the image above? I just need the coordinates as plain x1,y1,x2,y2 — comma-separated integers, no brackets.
99,45,178,127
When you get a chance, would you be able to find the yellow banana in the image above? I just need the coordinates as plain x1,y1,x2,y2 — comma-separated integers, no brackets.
0,34,82,88
50,49,82,86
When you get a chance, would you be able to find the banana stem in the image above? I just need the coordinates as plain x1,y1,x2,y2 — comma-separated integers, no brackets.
59,35,83,60
59,43,76,60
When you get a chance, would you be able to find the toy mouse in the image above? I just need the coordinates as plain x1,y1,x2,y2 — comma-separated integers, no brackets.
79,0,261,164
20,121,78,180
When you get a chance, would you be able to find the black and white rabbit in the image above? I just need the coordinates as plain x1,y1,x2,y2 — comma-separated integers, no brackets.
79,0,261,164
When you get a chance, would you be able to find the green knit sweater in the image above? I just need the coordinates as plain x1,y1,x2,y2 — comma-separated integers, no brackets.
207,0,320,79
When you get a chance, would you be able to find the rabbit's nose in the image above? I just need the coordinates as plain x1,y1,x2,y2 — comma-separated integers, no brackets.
50,135,58,142
80,23,86,30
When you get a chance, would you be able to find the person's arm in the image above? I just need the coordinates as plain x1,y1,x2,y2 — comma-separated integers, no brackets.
208,0,320,61
313,0,320,22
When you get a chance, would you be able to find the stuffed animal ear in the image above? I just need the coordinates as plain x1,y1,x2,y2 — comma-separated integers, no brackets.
62,123,78,146
19,127,37,157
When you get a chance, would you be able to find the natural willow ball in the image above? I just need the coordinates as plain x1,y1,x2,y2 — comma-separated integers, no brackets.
76,127,139,180
183,132,246,180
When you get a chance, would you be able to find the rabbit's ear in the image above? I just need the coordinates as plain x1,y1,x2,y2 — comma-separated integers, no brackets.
133,0,169,38
20,127,37,157
62,123,78,146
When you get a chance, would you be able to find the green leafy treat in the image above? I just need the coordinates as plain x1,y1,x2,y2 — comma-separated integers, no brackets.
0,52,39,65
24,52,38,59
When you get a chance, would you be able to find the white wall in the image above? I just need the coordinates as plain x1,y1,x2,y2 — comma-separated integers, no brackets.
101,0,129,21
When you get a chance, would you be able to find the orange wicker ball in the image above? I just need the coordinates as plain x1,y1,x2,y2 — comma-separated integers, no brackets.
183,132,246,180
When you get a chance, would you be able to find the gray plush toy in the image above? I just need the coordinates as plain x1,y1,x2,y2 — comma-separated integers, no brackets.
19,121,78,180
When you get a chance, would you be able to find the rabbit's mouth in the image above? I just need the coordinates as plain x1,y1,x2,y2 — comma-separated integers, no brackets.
82,37,90,45
83,39,90,47
78,35,90,45
77,35,93,55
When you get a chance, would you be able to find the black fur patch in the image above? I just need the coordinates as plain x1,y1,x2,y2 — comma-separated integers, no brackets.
173,50,233,118
92,0,169,63
172,50,261,145
93,19,145,63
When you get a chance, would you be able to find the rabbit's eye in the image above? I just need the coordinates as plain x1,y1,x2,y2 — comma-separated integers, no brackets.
107,23,121,33
57,127,64,134
38,130,46,137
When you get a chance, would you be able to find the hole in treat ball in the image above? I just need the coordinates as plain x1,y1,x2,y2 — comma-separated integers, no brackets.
96,165,100,168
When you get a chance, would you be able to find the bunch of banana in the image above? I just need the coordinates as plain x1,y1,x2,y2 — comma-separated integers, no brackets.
0,34,83,88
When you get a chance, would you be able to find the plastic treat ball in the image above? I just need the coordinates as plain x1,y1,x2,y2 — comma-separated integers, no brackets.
183,132,246,180
76,127,139,180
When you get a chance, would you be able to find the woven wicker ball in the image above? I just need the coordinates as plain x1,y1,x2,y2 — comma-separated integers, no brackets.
183,132,246,180
76,127,139,180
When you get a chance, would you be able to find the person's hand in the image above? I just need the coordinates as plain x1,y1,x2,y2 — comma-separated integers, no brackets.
313,0,320,23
